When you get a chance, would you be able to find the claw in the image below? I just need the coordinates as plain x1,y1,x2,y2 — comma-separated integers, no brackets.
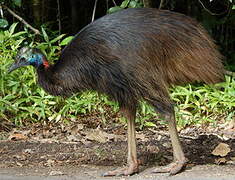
152,159,188,175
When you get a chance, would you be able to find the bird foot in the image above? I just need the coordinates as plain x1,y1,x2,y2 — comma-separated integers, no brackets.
102,163,139,176
152,158,188,175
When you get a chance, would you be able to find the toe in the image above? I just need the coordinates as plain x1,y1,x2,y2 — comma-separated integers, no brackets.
152,159,187,175
169,162,185,175
102,165,138,177
152,165,172,173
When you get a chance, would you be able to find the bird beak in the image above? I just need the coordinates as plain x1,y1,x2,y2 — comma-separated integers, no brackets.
8,60,30,73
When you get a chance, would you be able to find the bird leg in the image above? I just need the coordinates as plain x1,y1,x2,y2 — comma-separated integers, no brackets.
153,114,188,175
103,107,139,176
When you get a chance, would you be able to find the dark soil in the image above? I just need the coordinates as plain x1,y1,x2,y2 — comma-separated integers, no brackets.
0,130,235,169
1,113,235,173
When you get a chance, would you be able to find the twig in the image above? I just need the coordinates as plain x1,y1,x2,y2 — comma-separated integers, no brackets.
159,0,165,9
57,0,61,35
2,4,40,35
106,0,109,11
0,5,3,18
92,0,98,22
198,0,229,16
112,0,117,6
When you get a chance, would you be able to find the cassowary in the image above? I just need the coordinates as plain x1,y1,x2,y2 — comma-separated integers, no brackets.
9,8,224,176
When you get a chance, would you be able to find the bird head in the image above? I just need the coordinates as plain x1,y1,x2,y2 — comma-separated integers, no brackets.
8,47,48,73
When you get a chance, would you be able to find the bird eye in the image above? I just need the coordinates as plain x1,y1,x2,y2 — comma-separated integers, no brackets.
20,57,26,61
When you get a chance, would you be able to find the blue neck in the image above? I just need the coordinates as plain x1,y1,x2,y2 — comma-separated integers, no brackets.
29,54,43,67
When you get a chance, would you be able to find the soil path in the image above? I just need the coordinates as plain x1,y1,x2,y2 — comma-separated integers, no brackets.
1,123,235,180
1,165,235,180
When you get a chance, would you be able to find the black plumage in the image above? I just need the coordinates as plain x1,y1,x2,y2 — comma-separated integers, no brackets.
9,8,224,176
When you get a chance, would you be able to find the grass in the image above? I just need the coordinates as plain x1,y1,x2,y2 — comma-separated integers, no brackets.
0,23,234,128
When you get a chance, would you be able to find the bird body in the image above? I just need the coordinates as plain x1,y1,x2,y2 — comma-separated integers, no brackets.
9,8,224,176
38,8,223,114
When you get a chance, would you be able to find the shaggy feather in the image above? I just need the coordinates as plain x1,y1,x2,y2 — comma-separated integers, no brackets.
36,8,224,114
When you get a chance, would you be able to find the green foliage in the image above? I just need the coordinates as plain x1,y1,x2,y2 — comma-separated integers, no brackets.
0,0,22,29
0,19,9,28
60,36,74,46
0,24,116,125
172,77,235,127
12,0,21,7
0,0,22,7
107,0,143,14
37,27,66,60
1,24,235,129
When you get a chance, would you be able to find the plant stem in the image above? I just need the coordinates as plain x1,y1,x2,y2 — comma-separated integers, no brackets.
92,0,98,22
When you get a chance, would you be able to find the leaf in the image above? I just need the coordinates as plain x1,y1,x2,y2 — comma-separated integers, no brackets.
12,0,22,7
85,129,107,143
0,32,5,41
215,157,227,165
41,27,49,42
11,31,26,37
50,34,65,44
128,0,138,8
232,5,235,10
59,36,74,46
55,114,62,123
8,133,27,141
107,6,123,14
9,23,18,36
120,0,130,8
145,121,157,127
0,19,9,28
49,171,64,176
85,129,115,143
136,133,148,141
45,159,55,167
212,143,231,157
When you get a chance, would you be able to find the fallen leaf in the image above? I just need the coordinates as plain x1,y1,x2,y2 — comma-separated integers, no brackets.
212,143,231,157
67,135,80,142
16,162,23,167
85,129,108,143
136,133,148,141
23,149,33,154
215,157,227,165
49,171,64,176
85,128,117,143
70,124,84,135
8,133,27,141
55,114,62,123
13,154,27,161
45,159,55,167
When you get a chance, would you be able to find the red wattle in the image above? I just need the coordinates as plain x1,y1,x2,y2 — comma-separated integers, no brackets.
43,60,50,68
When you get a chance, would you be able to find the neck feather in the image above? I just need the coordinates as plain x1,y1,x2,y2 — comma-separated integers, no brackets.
36,63,65,96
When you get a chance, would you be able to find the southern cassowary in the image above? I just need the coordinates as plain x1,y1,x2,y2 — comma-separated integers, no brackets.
9,8,224,176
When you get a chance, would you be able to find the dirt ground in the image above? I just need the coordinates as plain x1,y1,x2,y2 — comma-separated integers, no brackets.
1,164,235,180
0,117,235,179
1,133,235,167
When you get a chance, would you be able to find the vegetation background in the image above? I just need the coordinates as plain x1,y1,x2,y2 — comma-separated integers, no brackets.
0,0,234,129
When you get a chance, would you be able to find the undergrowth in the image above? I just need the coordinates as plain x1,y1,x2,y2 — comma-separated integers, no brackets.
0,24,234,128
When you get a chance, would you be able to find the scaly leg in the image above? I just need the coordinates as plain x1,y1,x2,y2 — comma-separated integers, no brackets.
153,114,188,175
103,107,139,176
